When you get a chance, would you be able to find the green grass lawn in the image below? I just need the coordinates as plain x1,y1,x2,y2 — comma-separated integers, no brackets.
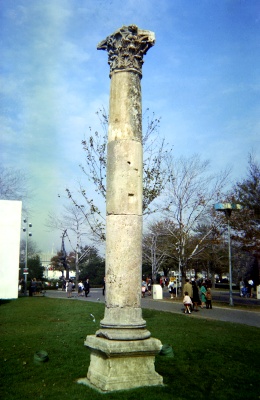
0,297,259,400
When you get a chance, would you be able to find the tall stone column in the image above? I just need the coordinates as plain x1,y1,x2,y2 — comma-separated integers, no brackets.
97,25,153,340
81,25,163,392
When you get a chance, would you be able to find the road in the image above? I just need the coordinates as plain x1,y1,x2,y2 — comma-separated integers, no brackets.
44,287,260,328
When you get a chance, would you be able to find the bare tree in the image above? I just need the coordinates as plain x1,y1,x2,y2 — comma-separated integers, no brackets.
0,164,31,211
142,221,169,282
162,154,230,284
66,108,172,241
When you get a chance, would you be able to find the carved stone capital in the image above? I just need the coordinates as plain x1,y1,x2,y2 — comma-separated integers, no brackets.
97,25,155,77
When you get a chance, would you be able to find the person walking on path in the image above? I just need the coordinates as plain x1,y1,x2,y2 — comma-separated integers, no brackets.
84,278,90,297
183,278,193,298
147,277,152,296
191,280,200,311
77,281,84,297
248,279,254,298
141,279,148,298
183,291,193,314
31,278,37,296
206,287,213,309
67,279,73,298
168,280,175,299
200,283,207,308
183,278,193,310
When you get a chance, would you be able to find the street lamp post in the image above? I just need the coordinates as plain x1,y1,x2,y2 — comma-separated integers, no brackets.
214,203,241,306
60,230,69,280
22,218,32,296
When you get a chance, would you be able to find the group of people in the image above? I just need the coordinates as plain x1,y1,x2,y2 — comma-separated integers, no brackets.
182,278,212,314
66,278,90,298
141,276,213,310
30,278,43,296
19,278,44,296
62,276,106,299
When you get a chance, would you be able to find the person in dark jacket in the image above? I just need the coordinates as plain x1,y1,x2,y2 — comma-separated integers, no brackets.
84,278,90,297
191,280,200,311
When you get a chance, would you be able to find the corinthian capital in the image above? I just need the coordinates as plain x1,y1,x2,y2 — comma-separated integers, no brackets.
97,25,155,77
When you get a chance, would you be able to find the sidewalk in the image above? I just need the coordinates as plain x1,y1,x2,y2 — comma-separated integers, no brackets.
141,297,260,328
44,289,260,328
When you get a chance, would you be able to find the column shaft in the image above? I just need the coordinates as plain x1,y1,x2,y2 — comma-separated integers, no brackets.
100,71,145,331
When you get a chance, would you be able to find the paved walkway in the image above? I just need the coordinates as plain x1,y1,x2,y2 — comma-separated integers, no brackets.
141,297,260,328
44,288,260,328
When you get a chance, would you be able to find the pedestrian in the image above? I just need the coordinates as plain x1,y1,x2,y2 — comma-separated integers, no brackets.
248,279,254,298
183,278,193,298
67,279,73,298
206,287,212,309
200,283,207,308
160,277,164,288
168,280,175,299
36,280,42,295
31,278,37,296
141,280,147,298
84,278,90,297
147,278,152,296
191,280,200,311
183,291,193,314
78,281,84,296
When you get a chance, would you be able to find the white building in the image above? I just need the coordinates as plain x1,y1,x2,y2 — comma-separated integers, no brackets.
40,251,75,280
40,251,61,280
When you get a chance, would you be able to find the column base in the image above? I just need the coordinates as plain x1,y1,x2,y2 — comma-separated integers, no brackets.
96,327,151,340
81,335,163,392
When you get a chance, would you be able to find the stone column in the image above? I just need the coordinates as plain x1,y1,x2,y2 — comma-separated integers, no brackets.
81,25,163,392
97,25,153,340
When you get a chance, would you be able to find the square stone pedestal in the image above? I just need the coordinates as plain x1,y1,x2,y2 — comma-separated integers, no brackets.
80,335,163,392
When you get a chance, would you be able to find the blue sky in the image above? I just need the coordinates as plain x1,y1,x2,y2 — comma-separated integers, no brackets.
1,0,259,253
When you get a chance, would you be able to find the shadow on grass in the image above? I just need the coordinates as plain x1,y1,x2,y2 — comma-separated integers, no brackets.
0,299,12,306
